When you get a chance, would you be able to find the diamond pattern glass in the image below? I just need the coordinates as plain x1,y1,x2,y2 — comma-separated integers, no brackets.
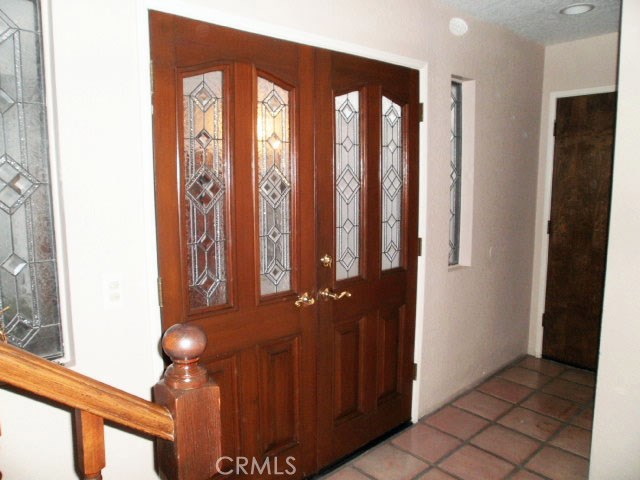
0,1,64,359
335,92,361,280
381,97,403,271
449,81,462,266
257,77,292,295
183,71,228,308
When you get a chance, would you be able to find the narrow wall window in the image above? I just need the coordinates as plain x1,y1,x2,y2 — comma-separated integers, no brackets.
449,81,462,265
0,1,65,359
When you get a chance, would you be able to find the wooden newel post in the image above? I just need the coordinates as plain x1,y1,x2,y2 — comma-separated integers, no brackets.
154,324,222,480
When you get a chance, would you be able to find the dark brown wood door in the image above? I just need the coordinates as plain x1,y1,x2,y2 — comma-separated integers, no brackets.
315,50,419,468
543,92,616,371
151,12,418,478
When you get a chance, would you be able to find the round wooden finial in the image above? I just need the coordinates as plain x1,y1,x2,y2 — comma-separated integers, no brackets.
161,324,208,390
162,323,207,363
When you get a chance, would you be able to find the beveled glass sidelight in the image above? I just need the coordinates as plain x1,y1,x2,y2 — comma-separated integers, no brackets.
449,81,462,266
0,0,64,359
257,76,292,295
381,96,404,271
335,92,362,280
183,71,228,308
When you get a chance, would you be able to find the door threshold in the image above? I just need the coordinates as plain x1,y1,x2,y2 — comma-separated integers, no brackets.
308,421,413,479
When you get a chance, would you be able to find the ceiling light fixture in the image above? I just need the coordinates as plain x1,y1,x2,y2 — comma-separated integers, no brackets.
559,3,595,15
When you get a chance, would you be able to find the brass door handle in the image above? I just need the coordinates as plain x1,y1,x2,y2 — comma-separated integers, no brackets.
295,292,316,308
319,288,352,301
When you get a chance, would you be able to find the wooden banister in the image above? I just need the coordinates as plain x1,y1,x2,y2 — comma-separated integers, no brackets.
0,341,174,440
0,323,222,480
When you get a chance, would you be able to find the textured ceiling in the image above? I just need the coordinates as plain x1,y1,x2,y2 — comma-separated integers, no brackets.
436,0,621,45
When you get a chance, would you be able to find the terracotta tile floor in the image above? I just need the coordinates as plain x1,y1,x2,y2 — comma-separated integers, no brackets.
317,356,595,480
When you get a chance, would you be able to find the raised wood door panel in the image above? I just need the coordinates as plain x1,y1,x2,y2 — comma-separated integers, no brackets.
543,92,616,371
151,12,317,479
315,50,419,467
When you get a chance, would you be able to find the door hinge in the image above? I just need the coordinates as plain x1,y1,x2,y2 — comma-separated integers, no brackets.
149,60,154,95
419,103,424,122
542,312,547,327
157,277,164,308
547,220,552,235
553,120,557,137
418,237,423,257
412,362,418,381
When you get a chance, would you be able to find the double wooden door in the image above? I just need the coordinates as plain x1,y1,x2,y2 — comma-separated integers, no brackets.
150,12,418,478
543,92,616,370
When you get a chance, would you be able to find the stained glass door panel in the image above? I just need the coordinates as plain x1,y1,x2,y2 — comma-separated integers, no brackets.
257,76,292,295
182,70,229,310
335,91,362,281
381,96,404,271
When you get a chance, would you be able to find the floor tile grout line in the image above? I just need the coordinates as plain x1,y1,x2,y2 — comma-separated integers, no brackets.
415,465,466,480
410,465,463,480
350,463,390,480
544,421,592,460
470,374,594,418
422,405,522,476
384,436,443,468
518,360,597,388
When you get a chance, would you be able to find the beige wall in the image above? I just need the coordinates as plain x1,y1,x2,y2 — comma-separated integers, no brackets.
529,33,619,354
419,2,544,413
590,2,640,477
0,0,544,477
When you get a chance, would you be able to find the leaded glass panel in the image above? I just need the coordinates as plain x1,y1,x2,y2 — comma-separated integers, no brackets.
183,71,228,308
449,81,462,266
0,0,64,359
381,96,403,271
257,77,291,295
335,91,361,280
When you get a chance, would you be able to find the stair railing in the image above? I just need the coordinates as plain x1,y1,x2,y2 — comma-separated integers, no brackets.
0,323,221,480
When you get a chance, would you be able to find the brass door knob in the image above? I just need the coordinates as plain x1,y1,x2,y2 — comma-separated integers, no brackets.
294,292,316,308
320,254,333,268
318,288,352,301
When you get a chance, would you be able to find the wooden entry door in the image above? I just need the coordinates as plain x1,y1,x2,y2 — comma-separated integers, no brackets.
315,50,418,467
543,92,616,370
150,12,418,478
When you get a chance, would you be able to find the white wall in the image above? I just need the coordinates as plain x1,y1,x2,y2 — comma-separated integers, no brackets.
589,2,640,478
0,1,161,478
529,33,619,355
0,0,544,477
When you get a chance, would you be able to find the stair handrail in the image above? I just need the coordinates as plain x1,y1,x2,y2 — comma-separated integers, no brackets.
0,323,221,480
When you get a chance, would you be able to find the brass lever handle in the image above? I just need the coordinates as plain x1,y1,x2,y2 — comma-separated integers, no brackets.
295,292,316,308
319,288,352,301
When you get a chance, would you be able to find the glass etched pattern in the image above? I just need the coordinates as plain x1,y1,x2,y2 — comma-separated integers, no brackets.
257,77,291,295
381,97,403,271
0,1,63,358
183,71,228,308
335,92,361,280
449,81,462,265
